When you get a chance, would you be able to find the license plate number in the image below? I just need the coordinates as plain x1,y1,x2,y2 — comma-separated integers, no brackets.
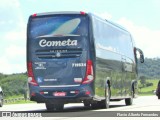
54,92,66,96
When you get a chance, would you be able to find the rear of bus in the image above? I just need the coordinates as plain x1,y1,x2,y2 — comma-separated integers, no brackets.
27,12,94,106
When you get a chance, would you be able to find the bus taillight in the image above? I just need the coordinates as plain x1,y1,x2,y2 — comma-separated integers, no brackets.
82,60,94,84
27,62,38,86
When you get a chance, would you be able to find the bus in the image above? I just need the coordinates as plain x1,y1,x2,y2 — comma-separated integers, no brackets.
27,11,144,111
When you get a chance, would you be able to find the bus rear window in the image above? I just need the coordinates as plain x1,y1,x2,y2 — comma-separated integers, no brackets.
29,14,88,39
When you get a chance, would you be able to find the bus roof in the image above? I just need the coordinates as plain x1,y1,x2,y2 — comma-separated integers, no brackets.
88,12,129,33
31,11,87,17
30,11,130,34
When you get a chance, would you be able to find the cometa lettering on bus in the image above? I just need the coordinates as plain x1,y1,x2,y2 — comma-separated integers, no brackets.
39,39,78,47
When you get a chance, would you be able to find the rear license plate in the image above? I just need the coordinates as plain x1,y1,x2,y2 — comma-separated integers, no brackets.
54,92,66,96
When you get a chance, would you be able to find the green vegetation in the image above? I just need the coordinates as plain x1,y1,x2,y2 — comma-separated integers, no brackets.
0,72,28,99
137,58,160,95
5,100,35,105
5,95,24,99
138,58,160,79
138,79,158,96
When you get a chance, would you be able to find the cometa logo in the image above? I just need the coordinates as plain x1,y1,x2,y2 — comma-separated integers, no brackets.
39,39,78,47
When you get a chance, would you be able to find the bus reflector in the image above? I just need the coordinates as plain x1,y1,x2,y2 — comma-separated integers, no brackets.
31,92,36,96
40,91,48,94
27,62,38,86
32,13,37,17
82,60,94,84
70,91,79,94
40,92,44,95
80,11,86,15
85,91,91,95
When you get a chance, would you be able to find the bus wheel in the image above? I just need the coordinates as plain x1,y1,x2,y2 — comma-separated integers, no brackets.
125,91,133,106
91,102,99,109
83,101,91,107
105,85,110,109
45,103,64,111
91,101,105,109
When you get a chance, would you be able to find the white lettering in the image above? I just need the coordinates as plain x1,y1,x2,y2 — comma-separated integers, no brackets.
44,79,57,81
47,41,52,46
39,39,77,47
61,41,67,46
72,63,86,67
117,113,127,117
39,39,47,47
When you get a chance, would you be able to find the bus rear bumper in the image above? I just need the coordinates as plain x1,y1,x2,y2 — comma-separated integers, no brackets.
30,94,93,104
29,85,94,104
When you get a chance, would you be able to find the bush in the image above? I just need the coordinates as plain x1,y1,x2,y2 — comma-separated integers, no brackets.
146,82,153,87
0,73,27,97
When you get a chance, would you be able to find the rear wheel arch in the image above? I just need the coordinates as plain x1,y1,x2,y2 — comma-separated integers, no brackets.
106,77,111,88
106,78,111,97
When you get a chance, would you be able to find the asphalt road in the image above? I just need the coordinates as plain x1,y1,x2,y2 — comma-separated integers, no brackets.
0,95,160,120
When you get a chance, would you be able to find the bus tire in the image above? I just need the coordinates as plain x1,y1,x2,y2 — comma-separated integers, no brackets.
105,84,110,109
45,103,64,111
125,91,133,106
91,102,99,109
83,101,90,107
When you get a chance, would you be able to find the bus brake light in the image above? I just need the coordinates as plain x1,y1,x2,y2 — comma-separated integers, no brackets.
27,62,38,86
82,60,94,84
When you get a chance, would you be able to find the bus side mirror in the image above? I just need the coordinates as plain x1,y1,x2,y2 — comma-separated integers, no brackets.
134,47,144,63
140,54,144,63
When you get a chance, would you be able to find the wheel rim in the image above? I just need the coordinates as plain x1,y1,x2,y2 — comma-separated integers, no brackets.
105,87,110,108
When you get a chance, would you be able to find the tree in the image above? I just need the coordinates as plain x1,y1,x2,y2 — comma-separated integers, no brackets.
139,76,146,87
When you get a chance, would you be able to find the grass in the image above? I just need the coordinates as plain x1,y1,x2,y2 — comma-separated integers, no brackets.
138,79,159,96
5,95,23,99
4,100,35,105
4,95,36,105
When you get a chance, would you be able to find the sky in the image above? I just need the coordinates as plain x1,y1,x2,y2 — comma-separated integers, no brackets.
0,0,160,74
